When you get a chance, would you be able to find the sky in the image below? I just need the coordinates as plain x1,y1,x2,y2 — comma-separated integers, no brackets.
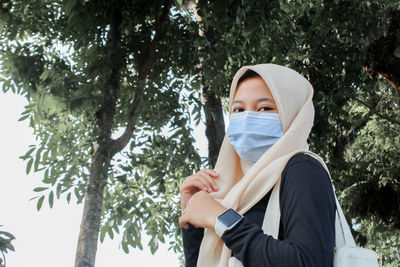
0,91,210,267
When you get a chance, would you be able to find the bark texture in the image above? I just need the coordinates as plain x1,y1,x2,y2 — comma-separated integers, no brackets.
74,2,172,266
75,6,122,267
190,1,226,168
75,152,111,267
203,89,225,168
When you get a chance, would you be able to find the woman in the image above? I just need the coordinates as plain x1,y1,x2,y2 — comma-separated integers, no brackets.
179,64,336,267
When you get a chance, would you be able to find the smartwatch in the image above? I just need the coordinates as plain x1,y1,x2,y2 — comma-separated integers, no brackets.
215,208,243,237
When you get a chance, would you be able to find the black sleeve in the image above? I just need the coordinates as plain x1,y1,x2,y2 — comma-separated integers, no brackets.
182,224,204,267
222,155,336,267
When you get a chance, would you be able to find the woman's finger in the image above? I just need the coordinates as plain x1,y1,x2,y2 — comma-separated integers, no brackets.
182,177,208,192
191,179,210,192
198,172,219,192
197,173,214,192
197,173,217,192
180,169,220,198
179,214,189,229
201,169,220,178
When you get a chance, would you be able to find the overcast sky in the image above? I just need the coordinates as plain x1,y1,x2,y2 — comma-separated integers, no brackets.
0,92,200,267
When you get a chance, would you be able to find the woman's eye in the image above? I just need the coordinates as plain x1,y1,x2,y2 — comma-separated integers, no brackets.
259,107,272,112
233,107,245,112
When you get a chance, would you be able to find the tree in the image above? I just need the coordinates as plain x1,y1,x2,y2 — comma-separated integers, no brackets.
186,0,226,168
0,1,202,266
189,0,400,264
1,0,399,266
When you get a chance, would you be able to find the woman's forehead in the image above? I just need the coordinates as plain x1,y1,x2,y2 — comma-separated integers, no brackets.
233,76,274,101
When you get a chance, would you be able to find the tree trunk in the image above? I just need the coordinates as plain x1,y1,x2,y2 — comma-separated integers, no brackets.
203,89,225,168
189,1,226,168
75,150,111,267
73,2,171,266
74,6,121,266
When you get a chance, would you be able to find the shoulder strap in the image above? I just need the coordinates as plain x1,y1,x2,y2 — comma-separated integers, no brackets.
334,191,356,248
302,152,357,248
261,151,356,249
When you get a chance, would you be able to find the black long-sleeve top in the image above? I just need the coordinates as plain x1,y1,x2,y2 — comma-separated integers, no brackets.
182,153,336,267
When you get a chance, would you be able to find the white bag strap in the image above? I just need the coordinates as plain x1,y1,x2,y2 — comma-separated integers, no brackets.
334,189,356,249
300,152,356,248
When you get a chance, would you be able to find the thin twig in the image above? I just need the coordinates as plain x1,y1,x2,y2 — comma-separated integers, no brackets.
355,98,400,125
111,0,172,154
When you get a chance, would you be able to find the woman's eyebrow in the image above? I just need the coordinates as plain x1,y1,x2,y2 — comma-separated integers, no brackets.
233,98,273,104
256,97,273,102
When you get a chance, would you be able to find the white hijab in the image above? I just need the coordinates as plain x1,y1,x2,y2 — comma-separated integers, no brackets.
196,63,330,267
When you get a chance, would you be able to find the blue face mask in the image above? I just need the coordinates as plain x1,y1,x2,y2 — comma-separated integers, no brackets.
228,111,284,163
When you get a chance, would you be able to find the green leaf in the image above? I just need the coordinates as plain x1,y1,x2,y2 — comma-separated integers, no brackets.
48,191,54,208
20,147,35,160
37,196,45,211
8,243,15,252
50,146,57,159
18,114,30,121
26,158,33,174
74,187,80,200
66,192,71,203
34,150,41,171
33,187,48,192
28,195,39,201
39,70,50,81
44,168,49,179
2,78,11,92
107,227,114,239
149,237,159,254
0,231,16,239
42,150,49,162
56,183,61,199
122,242,129,253
100,226,106,243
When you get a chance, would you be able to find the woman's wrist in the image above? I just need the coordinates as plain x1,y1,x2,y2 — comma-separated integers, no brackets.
207,206,228,229
179,191,228,230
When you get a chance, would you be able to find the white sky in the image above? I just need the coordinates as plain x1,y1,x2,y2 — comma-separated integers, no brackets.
0,92,211,267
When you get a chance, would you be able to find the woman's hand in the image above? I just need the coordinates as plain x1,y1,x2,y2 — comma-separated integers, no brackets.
179,191,227,229
180,169,220,210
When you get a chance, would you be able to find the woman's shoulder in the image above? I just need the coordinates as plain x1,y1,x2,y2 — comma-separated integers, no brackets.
281,152,332,191
285,153,325,170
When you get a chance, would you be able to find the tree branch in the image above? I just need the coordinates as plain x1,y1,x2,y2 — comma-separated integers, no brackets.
111,0,172,154
138,0,172,79
111,90,143,155
355,98,400,126
95,7,123,145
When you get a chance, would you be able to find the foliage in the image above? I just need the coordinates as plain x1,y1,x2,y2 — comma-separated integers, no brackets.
357,218,400,266
0,0,202,258
0,230,14,266
195,0,400,264
0,0,399,265
0,226,15,255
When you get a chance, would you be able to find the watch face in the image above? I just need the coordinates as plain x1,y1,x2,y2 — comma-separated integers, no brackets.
219,209,242,227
